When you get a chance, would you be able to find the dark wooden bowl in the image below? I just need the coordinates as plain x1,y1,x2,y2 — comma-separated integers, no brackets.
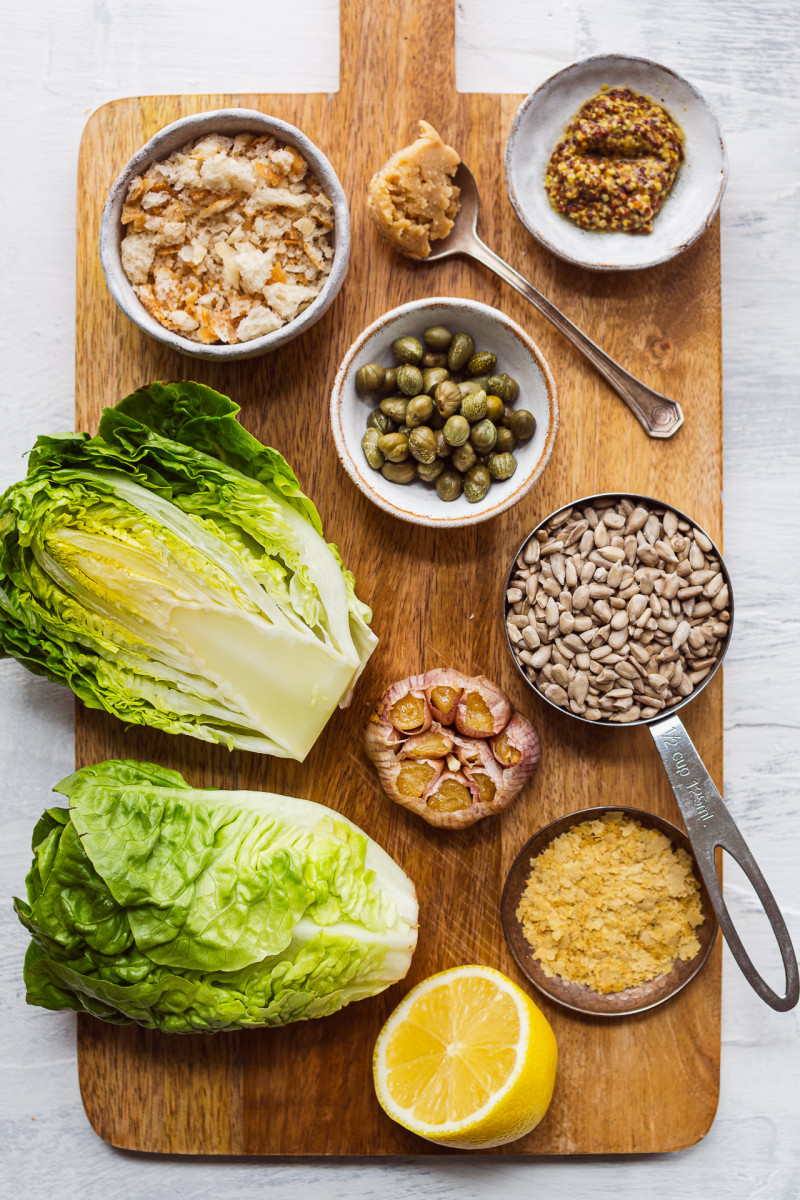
501,805,718,1017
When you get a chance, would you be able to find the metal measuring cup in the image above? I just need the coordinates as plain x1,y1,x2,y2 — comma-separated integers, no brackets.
503,492,798,1012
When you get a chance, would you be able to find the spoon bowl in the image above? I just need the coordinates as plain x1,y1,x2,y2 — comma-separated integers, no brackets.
422,162,483,261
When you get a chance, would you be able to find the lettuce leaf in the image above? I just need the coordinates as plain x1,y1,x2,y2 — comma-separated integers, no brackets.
15,760,418,1032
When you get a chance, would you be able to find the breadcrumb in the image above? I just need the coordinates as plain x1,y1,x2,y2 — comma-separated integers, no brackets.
120,132,334,343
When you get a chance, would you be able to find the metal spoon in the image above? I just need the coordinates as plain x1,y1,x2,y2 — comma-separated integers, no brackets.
419,163,684,439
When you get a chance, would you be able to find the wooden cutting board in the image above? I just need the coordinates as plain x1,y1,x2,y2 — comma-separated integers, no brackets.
74,0,723,1156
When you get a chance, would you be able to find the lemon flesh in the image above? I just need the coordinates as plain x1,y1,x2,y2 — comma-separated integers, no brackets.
373,965,557,1149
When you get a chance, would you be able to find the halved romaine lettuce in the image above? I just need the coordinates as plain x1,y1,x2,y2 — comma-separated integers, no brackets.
0,382,376,759
14,760,418,1032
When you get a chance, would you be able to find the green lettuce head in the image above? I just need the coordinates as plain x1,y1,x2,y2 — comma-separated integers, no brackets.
14,760,418,1032
0,382,377,759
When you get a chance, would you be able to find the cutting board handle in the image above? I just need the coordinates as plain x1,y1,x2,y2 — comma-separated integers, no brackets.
340,0,456,128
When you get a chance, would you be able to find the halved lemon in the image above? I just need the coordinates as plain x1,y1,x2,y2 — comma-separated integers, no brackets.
373,965,557,1149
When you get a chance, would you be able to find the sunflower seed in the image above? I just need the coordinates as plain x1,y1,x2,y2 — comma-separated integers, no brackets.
711,585,729,611
615,706,642,723
543,683,568,706
551,663,571,688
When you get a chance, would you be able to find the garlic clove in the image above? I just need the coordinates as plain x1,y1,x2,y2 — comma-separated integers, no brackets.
454,676,512,737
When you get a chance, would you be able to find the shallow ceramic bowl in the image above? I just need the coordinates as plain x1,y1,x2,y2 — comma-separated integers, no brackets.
505,55,727,272
99,108,350,361
330,298,558,529
502,805,718,1017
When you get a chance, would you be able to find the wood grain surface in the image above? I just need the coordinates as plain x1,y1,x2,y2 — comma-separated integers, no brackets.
74,0,722,1157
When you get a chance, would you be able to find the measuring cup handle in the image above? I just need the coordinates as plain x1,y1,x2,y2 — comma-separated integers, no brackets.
649,713,798,1011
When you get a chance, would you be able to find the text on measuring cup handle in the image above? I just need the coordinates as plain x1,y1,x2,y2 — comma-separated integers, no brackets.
660,733,714,824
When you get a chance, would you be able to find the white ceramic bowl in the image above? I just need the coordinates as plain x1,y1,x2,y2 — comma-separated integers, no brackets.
330,298,558,529
505,55,728,272
99,108,350,361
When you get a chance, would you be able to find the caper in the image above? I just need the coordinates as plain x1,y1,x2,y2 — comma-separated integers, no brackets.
378,366,398,395
417,458,445,482
434,380,463,418
380,396,408,424
355,362,386,394
500,373,520,402
421,351,448,368
423,325,453,351
460,389,488,423
422,367,449,395
405,394,434,427
509,409,536,440
408,426,438,464
377,433,410,463
396,363,424,396
430,410,446,430
499,404,515,428
466,351,497,377
485,374,511,402
494,425,516,453
443,414,470,447
487,451,518,481
464,464,491,504
361,429,385,470
436,470,463,502
470,418,497,454
485,393,504,422
367,409,395,434
382,460,417,484
392,335,424,364
458,379,483,398
433,429,450,457
451,442,477,473
447,331,475,371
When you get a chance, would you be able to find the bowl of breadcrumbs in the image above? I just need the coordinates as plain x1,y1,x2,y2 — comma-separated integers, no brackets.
99,109,350,360
502,805,717,1015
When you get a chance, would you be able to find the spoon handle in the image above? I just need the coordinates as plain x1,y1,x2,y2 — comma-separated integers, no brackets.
649,712,799,1011
465,238,684,439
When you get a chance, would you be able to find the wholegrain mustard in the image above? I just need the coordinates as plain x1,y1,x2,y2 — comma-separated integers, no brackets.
545,87,684,235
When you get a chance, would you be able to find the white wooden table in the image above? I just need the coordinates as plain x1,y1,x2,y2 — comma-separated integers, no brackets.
1,1,798,1195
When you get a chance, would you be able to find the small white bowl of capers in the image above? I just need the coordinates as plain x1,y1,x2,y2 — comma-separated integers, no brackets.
330,297,559,528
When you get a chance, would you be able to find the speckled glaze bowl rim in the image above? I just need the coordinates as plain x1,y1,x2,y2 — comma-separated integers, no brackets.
98,107,351,361
329,297,559,529
501,804,719,1017
504,53,729,272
